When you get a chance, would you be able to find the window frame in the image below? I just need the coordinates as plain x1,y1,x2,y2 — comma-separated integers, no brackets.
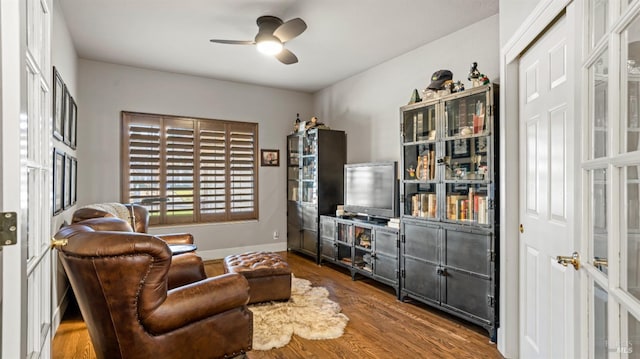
121,111,259,225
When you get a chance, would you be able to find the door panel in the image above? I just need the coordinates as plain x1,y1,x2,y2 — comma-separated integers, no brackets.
519,12,577,358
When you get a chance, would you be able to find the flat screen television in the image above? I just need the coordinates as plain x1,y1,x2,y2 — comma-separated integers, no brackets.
343,161,399,220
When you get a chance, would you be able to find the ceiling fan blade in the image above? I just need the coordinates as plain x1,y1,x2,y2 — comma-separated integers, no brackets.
209,39,255,45
275,48,298,65
273,18,307,42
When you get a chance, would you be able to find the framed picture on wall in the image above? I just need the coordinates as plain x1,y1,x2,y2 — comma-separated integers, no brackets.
70,156,77,205
261,149,280,167
64,153,72,209
63,90,72,146
53,149,64,214
53,68,64,141
69,97,77,149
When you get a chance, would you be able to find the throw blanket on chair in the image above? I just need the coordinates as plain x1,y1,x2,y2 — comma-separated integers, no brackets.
81,203,132,223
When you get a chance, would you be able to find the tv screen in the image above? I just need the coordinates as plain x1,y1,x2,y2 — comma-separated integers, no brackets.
344,162,398,219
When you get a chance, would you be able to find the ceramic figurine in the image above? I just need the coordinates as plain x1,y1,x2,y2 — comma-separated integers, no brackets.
407,165,416,178
468,62,481,81
480,74,490,85
408,89,422,104
468,62,484,88
293,113,301,132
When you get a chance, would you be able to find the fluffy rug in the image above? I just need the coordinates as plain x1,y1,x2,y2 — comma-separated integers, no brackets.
249,276,349,350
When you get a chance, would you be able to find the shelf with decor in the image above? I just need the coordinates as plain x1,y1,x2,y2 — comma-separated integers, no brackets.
399,83,499,341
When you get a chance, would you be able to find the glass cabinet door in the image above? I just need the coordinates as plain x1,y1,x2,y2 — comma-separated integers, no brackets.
287,135,300,201
354,225,373,272
442,89,492,226
301,131,317,204
402,103,438,219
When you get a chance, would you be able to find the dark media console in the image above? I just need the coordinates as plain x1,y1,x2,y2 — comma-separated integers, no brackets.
319,215,400,297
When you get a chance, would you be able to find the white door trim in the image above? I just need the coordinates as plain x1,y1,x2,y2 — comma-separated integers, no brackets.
498,0,575,357
1,0,27,357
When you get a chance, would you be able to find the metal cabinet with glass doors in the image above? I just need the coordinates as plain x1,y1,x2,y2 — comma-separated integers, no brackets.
286,128,346,262
399,84,499,340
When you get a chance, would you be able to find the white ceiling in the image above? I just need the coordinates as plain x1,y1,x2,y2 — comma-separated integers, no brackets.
59,0,499,93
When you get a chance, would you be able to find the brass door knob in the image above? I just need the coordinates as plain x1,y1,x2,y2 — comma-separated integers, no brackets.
50,238,68,248
557,251,580,270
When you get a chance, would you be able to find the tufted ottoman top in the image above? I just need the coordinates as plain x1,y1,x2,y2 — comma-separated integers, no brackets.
223,251,291,279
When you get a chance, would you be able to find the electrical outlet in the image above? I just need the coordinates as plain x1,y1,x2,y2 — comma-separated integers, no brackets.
273,231,280,240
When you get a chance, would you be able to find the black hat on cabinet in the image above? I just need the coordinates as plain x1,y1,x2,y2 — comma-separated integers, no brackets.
427,69,453,90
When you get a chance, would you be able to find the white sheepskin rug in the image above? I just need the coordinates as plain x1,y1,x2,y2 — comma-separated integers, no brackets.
249,276,349,350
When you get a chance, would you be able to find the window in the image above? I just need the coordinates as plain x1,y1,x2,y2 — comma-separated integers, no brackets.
121,112,258,225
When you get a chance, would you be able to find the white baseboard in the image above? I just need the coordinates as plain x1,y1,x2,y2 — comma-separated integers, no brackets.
196,242,288,261
52,286,70,335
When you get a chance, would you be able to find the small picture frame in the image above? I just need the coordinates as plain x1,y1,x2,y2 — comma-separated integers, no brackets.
70,156,77,205
53,68,64,141
64,153,72,209
69,96,77,149
475,136,487,154
452,138,470,158
261,149,280,167
63,89,72,146
53,149,65,214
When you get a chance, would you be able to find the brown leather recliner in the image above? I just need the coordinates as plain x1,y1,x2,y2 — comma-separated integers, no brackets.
73,204,150,233
72,205,202,287
54,222,253,359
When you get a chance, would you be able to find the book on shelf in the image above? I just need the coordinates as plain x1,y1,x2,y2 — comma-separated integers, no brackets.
447,192,488,224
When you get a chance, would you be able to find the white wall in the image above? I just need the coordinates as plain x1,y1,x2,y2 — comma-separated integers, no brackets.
51,0,78,333
77,59,313,258
51,0,78,230
313,15,500,164
499,0,542,47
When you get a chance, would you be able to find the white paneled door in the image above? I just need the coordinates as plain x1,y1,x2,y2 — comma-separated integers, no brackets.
2,0,53,357
518,11,579,359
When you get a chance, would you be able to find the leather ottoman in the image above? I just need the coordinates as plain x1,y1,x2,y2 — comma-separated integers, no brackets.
223,251,292,304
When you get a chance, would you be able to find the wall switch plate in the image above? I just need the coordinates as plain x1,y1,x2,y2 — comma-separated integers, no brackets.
273,231,279,240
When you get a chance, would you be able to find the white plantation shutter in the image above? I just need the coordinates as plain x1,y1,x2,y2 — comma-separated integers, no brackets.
122,112,258,225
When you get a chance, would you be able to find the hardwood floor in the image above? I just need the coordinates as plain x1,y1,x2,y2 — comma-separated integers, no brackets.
52,251,503,358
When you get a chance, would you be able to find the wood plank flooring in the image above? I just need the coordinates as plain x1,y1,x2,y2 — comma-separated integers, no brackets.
52,251,503,358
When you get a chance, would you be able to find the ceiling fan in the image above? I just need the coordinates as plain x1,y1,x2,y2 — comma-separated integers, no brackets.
210,15,307,65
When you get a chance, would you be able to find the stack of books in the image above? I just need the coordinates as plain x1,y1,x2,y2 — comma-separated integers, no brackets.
446,190,489,224
388,218,400,229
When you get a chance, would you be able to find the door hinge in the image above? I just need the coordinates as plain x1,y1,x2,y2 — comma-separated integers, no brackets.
488,199,495,210
488,251,496,262
401,269,406,278
0,212,17,247
396,238,400,248
488,105,493,116
488,295,495,307
401,234,405,243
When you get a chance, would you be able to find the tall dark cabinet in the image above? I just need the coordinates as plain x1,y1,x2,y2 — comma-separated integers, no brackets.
287,128,346,261
399,84,499,340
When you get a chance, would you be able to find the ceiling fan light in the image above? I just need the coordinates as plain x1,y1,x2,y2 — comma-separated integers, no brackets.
257,40,283,55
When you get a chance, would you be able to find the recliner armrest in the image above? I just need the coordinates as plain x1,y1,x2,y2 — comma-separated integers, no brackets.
155,233,193,245
143,273,250,334
167,253,207,289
